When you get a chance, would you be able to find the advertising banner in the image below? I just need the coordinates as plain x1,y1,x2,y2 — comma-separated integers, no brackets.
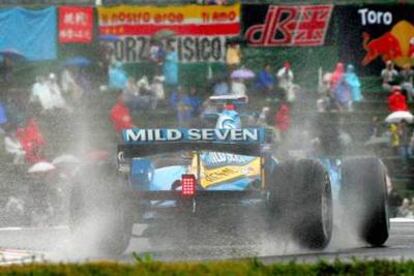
243,4,333,47
59,6,93,44
336,4,414,75
97,3,240,63
0,7,56,61
191,152,260,189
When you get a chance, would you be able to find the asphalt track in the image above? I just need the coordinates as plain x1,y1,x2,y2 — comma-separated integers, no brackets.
0,219,412,264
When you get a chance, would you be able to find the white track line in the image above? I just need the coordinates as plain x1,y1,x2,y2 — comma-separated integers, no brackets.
391,218,414,222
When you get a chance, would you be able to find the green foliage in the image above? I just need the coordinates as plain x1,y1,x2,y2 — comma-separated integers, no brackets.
132,252,154,264
2,259,414,275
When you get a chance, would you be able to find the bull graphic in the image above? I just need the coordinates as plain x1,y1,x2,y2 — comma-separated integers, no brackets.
361,32,403,66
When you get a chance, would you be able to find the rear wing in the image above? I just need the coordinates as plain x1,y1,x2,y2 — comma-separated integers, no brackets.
118,128,273,158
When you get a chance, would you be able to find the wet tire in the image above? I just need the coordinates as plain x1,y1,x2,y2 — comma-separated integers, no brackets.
340,157,389,246
69,164,133,255
268,159,333,249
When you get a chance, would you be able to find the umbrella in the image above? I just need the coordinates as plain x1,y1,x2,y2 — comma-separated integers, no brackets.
385,111,414,124
99,35,121,42
52,154,80,165
231,68,255,79
153,29,176,40
63,56,91,67
28,161,56,173
0,49,25,61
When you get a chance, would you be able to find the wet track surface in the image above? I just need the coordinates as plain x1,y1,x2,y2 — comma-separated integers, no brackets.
0,219,413,263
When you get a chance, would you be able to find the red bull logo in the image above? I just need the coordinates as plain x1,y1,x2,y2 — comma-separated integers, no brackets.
362,20,414,67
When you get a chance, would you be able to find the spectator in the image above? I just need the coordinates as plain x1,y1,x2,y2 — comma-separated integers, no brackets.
188,86,202,118
16,117,45,164
316,91,330,112
174,87,193,128
4,126,25,164
277,62,295,102
334,75,353,112
109,61,128,90
339,128,353,151
398,119,411,161
61,66,81,102
0,56,14,84
0,101,8,130
388,86,408,112
317,73,335,112
31,75,68,112
398,198,413,217
137,76,158,110
230,78,247,98
344,64,363,103
409,131,414,158
5,94,25,126
255,64,275,96
388,188,403,217
226,42,241,71
122,77,141,111
163,44,179,96
151,74,165,102
389,123,400,155
148,39,164,66
368,116,381,138
76,68,93,99
123,76,157,111
110,92,134,134
46,73,68,111
257,106,271,126
330,63,344,90
213,76,230,96
30,76,54,112
400,63,414,102
381,60,398,92
97,41,113,82
274,102,291,140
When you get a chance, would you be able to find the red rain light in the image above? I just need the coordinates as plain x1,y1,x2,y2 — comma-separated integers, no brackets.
181,174,196,197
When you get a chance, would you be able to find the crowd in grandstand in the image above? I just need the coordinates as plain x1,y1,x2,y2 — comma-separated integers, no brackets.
1,34,414,224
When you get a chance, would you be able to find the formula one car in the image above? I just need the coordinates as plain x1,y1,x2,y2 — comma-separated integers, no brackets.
69,104,389,255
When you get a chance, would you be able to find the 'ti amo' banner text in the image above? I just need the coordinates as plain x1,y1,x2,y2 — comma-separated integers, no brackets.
98,4,240,63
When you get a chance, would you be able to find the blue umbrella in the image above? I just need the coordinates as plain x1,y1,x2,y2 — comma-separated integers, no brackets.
0,49,26,62
99,35,120,42
64,56,91,67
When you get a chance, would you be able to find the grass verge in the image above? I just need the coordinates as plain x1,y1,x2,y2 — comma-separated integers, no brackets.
1,259,414,275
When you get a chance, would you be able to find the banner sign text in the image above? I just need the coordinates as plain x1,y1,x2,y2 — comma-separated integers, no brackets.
98,4,240,63
243,4,333,47
59,6,93,44
122,128,263,144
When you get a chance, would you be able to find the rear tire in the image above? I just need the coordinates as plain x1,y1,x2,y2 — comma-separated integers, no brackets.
268,159,332,249
340,157,389,246
69,163,134,255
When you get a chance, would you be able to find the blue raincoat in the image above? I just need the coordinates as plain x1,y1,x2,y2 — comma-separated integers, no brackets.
163,51,179,85
109,62,128,90
344,65,362,102
334,77,351,105
0,102,7,125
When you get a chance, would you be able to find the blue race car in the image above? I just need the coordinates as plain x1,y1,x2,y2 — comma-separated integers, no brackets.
69,107,389,255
